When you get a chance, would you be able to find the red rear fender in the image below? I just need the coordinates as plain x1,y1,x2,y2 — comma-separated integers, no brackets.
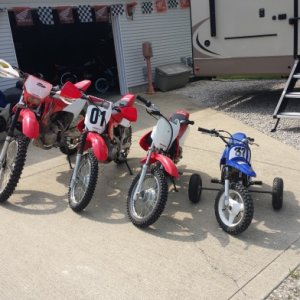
141,153,179,178
85,132,108,162
19,109,39,139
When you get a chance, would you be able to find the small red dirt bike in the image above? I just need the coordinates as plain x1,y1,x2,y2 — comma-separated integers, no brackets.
0,59,89,203
127,95,194,228
65,82,138,212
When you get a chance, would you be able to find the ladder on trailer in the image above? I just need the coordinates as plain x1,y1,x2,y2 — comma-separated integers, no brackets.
272,59,300,132
272,0,300,132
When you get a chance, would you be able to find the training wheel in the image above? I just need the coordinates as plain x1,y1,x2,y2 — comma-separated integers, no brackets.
188,173,202,203
272,177,283,210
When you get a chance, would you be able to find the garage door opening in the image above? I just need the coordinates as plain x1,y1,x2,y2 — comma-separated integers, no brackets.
8,7,119,95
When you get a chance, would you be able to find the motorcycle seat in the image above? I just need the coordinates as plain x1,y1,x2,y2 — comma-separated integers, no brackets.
2,87,22,105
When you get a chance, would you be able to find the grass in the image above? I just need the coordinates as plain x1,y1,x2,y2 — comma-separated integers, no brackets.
289,268,300,280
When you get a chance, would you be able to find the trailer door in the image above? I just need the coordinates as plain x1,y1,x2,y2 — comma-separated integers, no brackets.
191,0,295,75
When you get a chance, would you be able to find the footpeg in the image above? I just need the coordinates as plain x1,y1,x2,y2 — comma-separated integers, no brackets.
250,180,263,185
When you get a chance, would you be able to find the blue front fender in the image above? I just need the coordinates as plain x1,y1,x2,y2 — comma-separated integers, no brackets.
227,160,256,177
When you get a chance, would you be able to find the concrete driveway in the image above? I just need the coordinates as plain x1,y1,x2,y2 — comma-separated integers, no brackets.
0,92,299,299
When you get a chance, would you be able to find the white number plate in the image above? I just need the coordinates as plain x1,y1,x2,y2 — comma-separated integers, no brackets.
84,103,112,134
229,146,248,161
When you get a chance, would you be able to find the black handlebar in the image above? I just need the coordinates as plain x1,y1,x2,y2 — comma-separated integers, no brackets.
198,127,216,135
136,95,152,107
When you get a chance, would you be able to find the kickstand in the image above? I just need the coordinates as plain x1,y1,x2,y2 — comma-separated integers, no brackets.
171,177,178,192
67,154,73,169
124,159,133,175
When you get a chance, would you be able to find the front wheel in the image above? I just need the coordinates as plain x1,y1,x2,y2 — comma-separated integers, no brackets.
215,183,253,235
272,177,283,210
68,153,98,212
127,167,168,228
0,135,29,202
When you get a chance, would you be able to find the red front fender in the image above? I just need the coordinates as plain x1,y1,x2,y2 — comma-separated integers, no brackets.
141,153,179,178
19,109,39,139
85,132,108,162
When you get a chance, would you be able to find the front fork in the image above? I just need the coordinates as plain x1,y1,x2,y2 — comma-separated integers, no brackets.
224,166,230,206
70,131,88,189
133,144,154,201
0,107,22,168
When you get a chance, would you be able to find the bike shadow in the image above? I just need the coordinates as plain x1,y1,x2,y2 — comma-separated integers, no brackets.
1,189,67,215
139,164,300,252
55,156,142,225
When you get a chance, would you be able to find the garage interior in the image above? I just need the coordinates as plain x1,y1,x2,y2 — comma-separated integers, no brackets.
8,7,119,95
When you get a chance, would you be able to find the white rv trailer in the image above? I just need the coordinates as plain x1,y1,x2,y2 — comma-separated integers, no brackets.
190,0,298,76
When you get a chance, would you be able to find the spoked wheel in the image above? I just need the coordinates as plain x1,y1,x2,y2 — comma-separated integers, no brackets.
68,153,98,212
272,177,283,210
60,72,78,85
0,135,29,202
94,77,109,94
127,167,168,228
59,137,79,156
188,173,202,203
215,183,253,235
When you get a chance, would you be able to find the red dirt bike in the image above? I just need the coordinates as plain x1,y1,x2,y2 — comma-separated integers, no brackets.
64,82,138,212
0,59,89,203
127,95,194,228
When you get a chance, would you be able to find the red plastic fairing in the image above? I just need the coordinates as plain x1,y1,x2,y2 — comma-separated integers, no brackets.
120,93,135,106
19,109,39,139
77,119,84,132
139,131,152,151
120,106,137,122
141,153,179,178
75,80,91,92
85,132,108,162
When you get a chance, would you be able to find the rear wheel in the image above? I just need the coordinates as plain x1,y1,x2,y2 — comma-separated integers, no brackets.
114,126,132,164
68,153,98,212
272,177,283,210
0,135,29,202
215,183,253,235
188,173,202,203
127,167,168,228
94,78,109,94
60,72,78,85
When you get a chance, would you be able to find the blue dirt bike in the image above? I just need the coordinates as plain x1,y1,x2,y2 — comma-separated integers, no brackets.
189,127,283,235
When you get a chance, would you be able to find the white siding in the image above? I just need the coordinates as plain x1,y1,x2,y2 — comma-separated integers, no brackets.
119,2,192,88
0,10,18,90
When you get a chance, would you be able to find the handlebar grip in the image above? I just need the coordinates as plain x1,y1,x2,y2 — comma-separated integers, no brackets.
248,137,255,143
198,127,213,134
188,120,194,125
137,95,151,107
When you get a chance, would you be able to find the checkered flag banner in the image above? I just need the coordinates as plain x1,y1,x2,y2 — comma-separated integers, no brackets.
110,4,124,16
77,5,93,23
37,7,54,25
168,0,179,9
142,2,153,14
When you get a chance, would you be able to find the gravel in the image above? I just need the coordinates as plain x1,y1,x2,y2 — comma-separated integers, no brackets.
174,79,300,150
174,79,300,298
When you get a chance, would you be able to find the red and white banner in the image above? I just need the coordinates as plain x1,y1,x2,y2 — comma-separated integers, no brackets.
11,7,33,26
93,5,108,22
56,6,74,24
155,0,167,12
